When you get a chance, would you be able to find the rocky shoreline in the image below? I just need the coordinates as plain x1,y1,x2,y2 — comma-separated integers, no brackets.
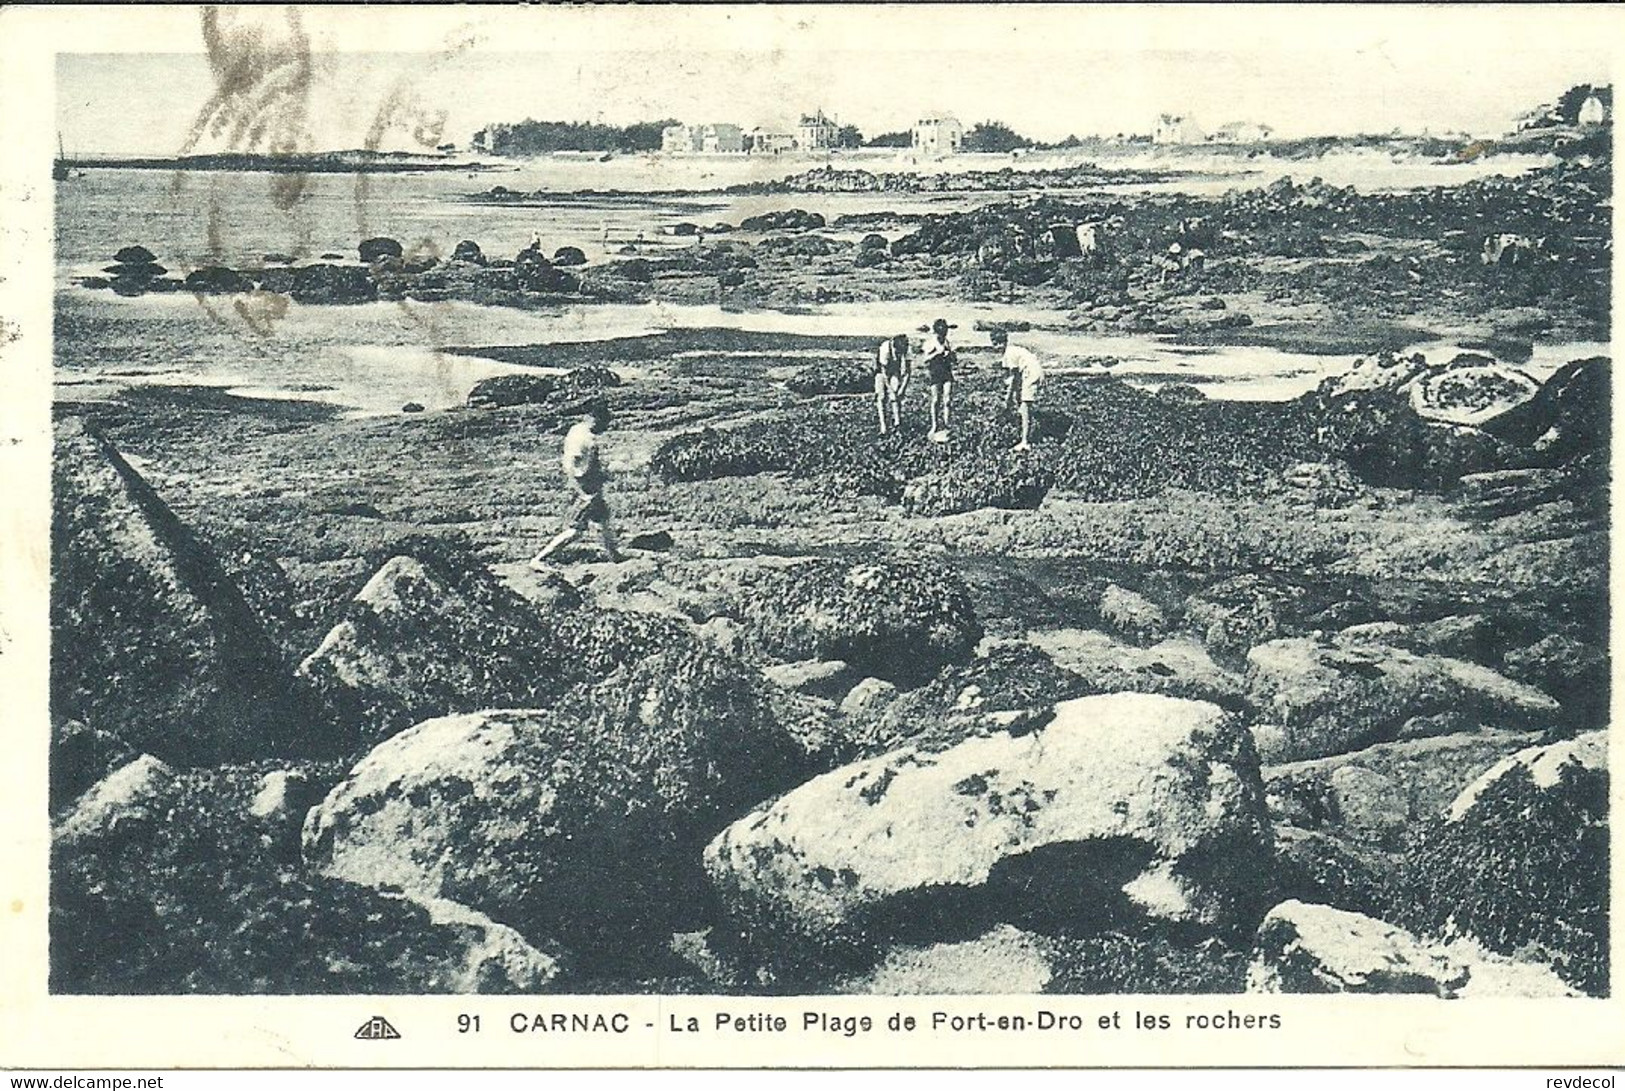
78,158,1610,352
50,150,1610,997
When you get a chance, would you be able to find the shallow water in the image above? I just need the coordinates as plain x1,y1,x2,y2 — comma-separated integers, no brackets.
55,286,1607,416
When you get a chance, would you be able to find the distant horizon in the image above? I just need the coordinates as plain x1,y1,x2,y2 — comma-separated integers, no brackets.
58,18,1609,159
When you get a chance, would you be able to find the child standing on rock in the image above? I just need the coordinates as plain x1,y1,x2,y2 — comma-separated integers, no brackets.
532,400,623,567
874,333,911,436
921,317,957,442
991,328,1044,452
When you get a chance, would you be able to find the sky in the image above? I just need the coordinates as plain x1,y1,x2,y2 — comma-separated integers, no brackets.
53,6,1613,156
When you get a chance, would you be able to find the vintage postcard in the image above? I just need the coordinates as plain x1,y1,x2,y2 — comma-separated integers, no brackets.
0,2,1621,1071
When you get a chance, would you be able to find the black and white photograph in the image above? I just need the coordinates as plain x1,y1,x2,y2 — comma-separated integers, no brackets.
1,1,1619,1070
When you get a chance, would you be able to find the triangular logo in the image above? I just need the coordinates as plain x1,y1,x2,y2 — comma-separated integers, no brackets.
354,1015,402,1040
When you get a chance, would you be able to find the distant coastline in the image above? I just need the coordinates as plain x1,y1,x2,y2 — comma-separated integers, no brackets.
57,150,498,175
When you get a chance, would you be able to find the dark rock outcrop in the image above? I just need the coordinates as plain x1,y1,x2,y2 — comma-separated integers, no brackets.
358,237,404,264
52,420,305,765
290,264,378,305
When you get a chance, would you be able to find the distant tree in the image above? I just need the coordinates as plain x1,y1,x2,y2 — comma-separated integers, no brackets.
480,118,680,156
836,124,864,149
865,130,913,148
963,120,1030,153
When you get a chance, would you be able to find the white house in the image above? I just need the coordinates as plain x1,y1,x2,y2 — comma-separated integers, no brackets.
749,128,796,155
796,110,839,151
1207,121,1272,144
1154,113,1205,145
662,124,700,153
912,116,964,156
700,124,744,153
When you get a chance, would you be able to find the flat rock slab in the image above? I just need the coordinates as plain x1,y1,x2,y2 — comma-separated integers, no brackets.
1247,900,1469,995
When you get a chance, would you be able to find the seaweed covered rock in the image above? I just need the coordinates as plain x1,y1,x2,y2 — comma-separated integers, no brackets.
735,559,982,687
1246,636,1561,763
704,694,1273,970
1263,730,1540,848
1481,356,1609,467
1270,827,1397,921
1312,355,1516,490
113,245,157,265
290,263,377,305
901,459,1055,516
785,359,873,397
463,365,620,411
1098,584,1169,646
297,548,716,746
51,763,558,994
52,420,305,765
50,719,138,816
304,681,813,964
450,239,485,264
295,553,572,742
1501,633,1608,727
863,640,1092,755
1183,574,1309,660
1393,732,1607,995
1027,629,1248,707
464,373,559,409
1246,901,1469,996
552,246,587,267
739,209,826,232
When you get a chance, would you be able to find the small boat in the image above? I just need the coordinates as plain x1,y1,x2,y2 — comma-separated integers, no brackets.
54,133,71,181
598,152,614,163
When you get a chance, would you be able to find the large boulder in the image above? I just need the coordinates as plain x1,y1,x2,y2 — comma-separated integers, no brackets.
735,559,982,687
1263,729,1542,847
303,690,810,962
1392,732,1607,996
704,693,1272,969
1247,901,1469,995
52,420,304,764
51,763,559,994
295,553,568,742
294,548,699,745
450,239,485,264
1245,636,1561,763
290,263,377,304
1312,353,1525,489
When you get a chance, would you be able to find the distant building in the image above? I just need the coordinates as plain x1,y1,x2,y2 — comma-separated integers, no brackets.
796,110,839,151
699,123,744,153
1207,121,1272,144
1578,94,1610,127
664,123,746,154
1154,113,1205,145
749,127,796,155
912,116,964,156
663,124,700,153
